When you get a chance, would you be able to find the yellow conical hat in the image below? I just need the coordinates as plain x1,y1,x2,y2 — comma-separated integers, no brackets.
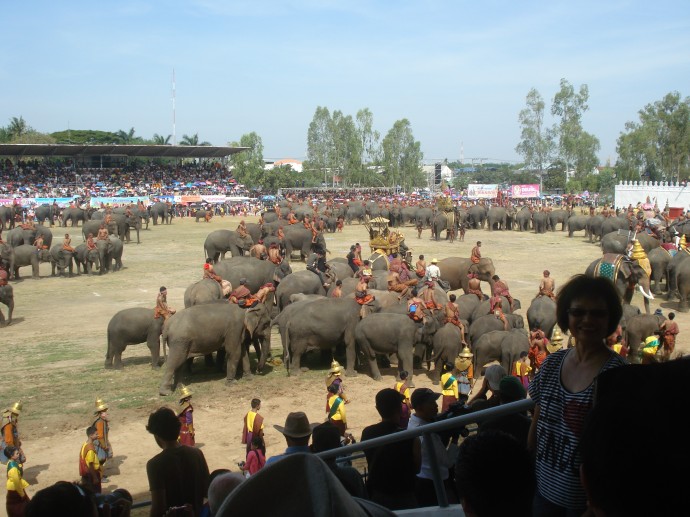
329,360,342,375
547,327,564,353
3,401,22,416
178,384,193,401
630,240,647,260
94,398,108,413
459,346,473,359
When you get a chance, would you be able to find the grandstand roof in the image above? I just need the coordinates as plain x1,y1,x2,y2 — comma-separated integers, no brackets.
0,143,248,159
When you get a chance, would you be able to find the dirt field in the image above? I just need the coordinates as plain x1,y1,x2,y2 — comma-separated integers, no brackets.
2,214,686,513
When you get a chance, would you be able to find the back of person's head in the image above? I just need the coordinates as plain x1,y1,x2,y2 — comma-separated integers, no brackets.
556,274,622,336
311,422,341,453
581,359,690,516
146,406,181,441
25,481,98,517
498,375,527,403
208,473,245,516
86,425,97,437
449,294,456,302
4,445,17,459
251,398,261,409
374,388,404,420
327,384,339,395
251,435,263,449
455,430,535,517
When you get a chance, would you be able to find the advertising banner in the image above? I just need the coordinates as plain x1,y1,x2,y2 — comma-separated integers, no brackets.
201,195,228,204
467,184,498,199
510,184,541,198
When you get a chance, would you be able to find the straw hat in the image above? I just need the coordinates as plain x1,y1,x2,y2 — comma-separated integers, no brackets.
178,384,193,402
431,258,439,264
94,398,109,414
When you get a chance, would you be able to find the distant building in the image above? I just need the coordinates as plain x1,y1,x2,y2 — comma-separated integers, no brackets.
265,158,303,172
422,163,454,184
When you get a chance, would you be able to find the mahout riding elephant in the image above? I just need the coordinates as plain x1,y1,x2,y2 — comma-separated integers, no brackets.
467,205,487,229
0,283,13,326
416,207,434,229
12,244,51,279
159,302,272,394
438,257,495,293
275,270,327,311
585,255,653,314
532,211,548,233
0,243,14,278
345,204,366,224
526,295,557,338
204,230,254,262
213,256,292,298
0,205,18,229
113,206,149,231
95,235,124,274
548,209,570,231
355,312,442,386
486,207,508,231
275,297,380,376
429,323,463,384
601,231,659,255
150,202,172,225
82,220,111,242
587,215,605,242
5,226,53,249
184,278,227,308
473,329,530,375
105,308,164,369
49,244,78,277
468,313,524,345
624,313,665,361
567,215,590,237
34,204,60,226
283,226,327,261
515,207,532,232
74,243,99,274
470,297,521,322
665,248,690,299
346,289,400,310
61,207,89,227
648,247,672,294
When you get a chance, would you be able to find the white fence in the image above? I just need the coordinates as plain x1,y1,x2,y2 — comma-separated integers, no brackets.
614,181,690,210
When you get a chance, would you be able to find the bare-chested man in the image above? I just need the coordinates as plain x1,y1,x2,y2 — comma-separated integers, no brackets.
469,241,482,275
422,282,441,310
415,255,427,278
538,270,556,299
444,294,467,345
97,224,109,241
267,242,282,264
387,270,411,300
250,240,267,260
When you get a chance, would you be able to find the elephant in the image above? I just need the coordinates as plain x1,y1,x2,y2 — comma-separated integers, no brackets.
526,296,557,338
275,297,380,376
400,206,418,226
600,216,629,237
467,205,487,229
0,205,18,229
532,211,548,233
416,208,434,229
648,247,672,294
665,248,690,299
567,215,590,237
113,207,149,231
438,257,495,294
282,226,327,261
470,297,521,322
204,230,254,262
213,256,292,297
674,256,690,312
159,302,272,394
326,260,354,281
548,209,570,231
623,313,665,361
454,292,488,322
429,323,464,384
49,244,78,277
515,207,532,232
34,204,60,226
473,329,530,376
600,231,660,255
82,220,112,242
5,226,53,249
585,255,653,314
275,270,327,311
431,212,449,241
486,207,508,231
0,243,15,281
150,202,172,225
12,244,51,279
246,223,264,246
105,308,164,369
74,243,100,275
95,235,124,274
262,210,279,224
0,283,13,326
345,204,366,224
183,278,227,308
193,210,213,222
587,215,605,242
61,207,89,227
355,312,442,385
110,213,141,244
468,313,524,345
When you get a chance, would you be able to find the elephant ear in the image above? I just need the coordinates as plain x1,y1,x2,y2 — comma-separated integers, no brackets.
244,306,263,338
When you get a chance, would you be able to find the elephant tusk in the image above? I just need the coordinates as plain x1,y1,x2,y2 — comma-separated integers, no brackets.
638,285,655,300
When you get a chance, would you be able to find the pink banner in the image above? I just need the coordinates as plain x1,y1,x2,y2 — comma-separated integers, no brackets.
511,184,540,198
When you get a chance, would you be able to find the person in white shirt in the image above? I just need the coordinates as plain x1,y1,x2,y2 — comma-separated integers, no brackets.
425,258,441,283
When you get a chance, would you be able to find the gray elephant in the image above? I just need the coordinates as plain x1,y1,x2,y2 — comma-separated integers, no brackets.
12,244,51,279
567,215,590,237
624,313,665,361
515,207,532,232
0,205,18,229
183,278,226,308
213,256,292,296
532,211,548,233
601,231,659,255
5,226,53,249
193,210,213,222
429,323,463,384
355,312,442,385
473,329,530,375
95,236,124,274
587,215,605,242
105,308,164,369
159,302,272,394
586,255,654,314
601,216,629,237
665,248,689,299
82,220,111,242
0,242,15,276
400,206,418,226
345,204,366,224
61,207,89,227
548,209,570,231
327,260,354,281
275,297,380,376
470,297,520,322
526,296,557,338
49,244,78,277
34,204,60,226
469,313,524,345
648,247,672,294
438,257,495,293
74,243,100,275
245,223,264,246
674,256,690,311
431,212,450,241
0,283,13,326
416,207,434,229
454,292,488,322
110,213,141,244
204,230,254,262
467,205,487,229
283,226,327,261
150,202,172,225
275,270,326,311
486,207,508,231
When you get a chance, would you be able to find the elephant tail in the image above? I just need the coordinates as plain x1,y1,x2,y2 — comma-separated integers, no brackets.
161,322,169,359
283,320,291,375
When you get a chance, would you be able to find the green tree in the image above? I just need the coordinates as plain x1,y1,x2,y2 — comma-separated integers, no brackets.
515,88,554,188
353,108,381,185
381,119,424,191
228,132,265,186
8,116,30,139
115,127,140,144
330,110,362,186
306,106,333,183
51,129,120,144
180,133,211,146
10,131,56,144
152,133,172,145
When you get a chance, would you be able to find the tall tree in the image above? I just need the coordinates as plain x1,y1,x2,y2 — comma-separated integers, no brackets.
306,106,333,183
180,133,211,146
515,88,554,189
551,79,600,177
329,110,362,186
381,119,424,191
152,133,172,145
354,108,381,186
228,132,265,186
115,127,138,144
8,116,29,139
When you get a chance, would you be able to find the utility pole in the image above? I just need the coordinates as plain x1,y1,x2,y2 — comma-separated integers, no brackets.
172,69,176,146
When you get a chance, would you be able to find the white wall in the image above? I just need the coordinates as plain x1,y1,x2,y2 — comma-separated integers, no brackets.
614,181,690,210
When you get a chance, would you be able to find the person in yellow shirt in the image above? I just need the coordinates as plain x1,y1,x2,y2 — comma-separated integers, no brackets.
79,425,102,494
440,362,459,412
326,384,347,437
4,445,29,517
241,399,265,455
512,351,532,389
394,371,412,428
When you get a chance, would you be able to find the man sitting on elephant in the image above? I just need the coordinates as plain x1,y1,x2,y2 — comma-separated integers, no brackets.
62,233,76,253
229,278,257,307
469,241,482,275
237,220,248,238
422,282,441,310
537,270,556,299
154,286,176,321
203,259,232,297
254,283,275,304
306,248,331,288
415,255,426,278
86,233,97,251
287,211,298,224
468,274,483,300
444,294,467,344
268,243,282,265
387,270,412,300
493,307,510,331
491,275,514,311
97,224,109,241
249,240,267,260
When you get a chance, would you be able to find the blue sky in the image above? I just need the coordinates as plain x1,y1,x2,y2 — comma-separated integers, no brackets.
2,1,689,164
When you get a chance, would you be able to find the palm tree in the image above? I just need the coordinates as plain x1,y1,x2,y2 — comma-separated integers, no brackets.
8,116,29,139
152,133,172,145
180,133,211,146
115,127,137,144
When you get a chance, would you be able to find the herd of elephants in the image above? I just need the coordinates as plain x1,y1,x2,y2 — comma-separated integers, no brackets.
1,199,687,393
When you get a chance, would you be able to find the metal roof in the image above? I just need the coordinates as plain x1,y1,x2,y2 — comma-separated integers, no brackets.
0,143,249,159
